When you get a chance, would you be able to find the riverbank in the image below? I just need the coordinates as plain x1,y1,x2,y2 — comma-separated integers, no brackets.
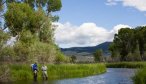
106,62,146,68
0,63,106,82
106,62,146,84
133,67,146,84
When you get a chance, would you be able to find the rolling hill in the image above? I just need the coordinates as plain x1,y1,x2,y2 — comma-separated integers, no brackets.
61,42,112,57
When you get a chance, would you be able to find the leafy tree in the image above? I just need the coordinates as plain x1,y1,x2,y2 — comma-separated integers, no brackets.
113,28,134,61
71,55,76,63
0,26,11,62
133,43,141,61
0,0,62,30
5,3,53,44
135,26,146,60
94,49,103,62
0,46,15,62
47,0,62,13
0,0,62,14
4,3,36,36
111,26,146,61
109,43,120,61
0,1,68,63
0,30,9,50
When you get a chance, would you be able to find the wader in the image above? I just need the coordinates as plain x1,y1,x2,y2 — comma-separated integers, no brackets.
34,70,37,81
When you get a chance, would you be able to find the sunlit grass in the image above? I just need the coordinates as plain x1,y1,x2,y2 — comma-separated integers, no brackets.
106,62,146,68
47,64,106,79
133,67,146,84
5,63,106,81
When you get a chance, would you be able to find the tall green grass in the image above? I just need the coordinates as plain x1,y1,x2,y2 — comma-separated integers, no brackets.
133,67,146,84
5,63,106,81
47,64,106,79
106,62,146,68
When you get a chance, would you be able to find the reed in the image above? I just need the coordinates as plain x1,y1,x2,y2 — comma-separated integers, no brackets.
1,63,106,81
106,62,146,68
47,64,106,79
133,67,146,84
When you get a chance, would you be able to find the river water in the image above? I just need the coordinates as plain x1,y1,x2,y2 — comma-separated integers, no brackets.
54,68,136,84
3,68,136,84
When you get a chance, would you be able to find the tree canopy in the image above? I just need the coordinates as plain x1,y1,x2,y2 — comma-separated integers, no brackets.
94,49,103,62
0,0,62,13
110,26,146,61
0,2,69,63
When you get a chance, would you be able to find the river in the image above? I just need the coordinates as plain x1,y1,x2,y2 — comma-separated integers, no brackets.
3,68,136,84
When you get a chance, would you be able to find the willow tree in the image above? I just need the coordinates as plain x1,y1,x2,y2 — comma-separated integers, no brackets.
0,0,62,30
94,49,103,62
113,28,134,61
135,26,146,60
0,29,9,50
0,0,62,13
3,3,52,63
3,2,68,63
5,3,54,44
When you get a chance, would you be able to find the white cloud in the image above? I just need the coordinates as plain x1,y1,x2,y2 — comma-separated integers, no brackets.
54,22,130,48
106,0,146,12
111,24,131,34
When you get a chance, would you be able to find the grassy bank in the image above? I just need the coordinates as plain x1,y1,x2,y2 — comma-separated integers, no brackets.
106,62,146,68
0,63,106,82
133,67,146,84
47,64,106,79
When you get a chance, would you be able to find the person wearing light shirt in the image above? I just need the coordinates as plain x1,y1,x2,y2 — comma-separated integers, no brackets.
41,63,48,80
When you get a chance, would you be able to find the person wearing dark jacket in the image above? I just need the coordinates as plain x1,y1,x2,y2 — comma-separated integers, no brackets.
32,63,38,81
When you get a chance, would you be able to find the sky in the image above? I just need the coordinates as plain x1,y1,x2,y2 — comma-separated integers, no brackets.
53,0,146,48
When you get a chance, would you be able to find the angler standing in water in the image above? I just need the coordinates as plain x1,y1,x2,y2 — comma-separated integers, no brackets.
32,62,38,81
41,63,48,80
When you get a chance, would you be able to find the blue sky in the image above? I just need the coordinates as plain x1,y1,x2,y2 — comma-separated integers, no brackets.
53,0,146,48
55,0,146,29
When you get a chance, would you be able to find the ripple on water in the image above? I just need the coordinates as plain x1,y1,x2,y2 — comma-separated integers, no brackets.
54,68,136,84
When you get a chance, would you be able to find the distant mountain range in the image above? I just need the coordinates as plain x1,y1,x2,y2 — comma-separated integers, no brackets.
61,42,112,57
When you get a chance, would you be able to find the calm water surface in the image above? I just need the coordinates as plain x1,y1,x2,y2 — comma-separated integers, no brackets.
55,68,136,84
3,68,136,84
